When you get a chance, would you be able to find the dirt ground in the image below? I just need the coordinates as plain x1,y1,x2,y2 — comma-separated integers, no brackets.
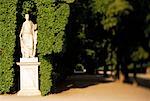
0,75,150,101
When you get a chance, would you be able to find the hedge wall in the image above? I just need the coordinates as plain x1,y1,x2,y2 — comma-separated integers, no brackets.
0,0,71,95
0,0,16,93
35,0,70,95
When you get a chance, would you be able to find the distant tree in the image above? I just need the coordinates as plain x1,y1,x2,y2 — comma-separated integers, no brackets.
129,0,150,71
144,0,150,56
91,0,133,78
65,0,133,75
91,0,133,32
131,46,149,78
131,47,149,63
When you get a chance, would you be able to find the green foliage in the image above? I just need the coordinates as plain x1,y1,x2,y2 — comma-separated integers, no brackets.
77,24,86,39
128,63,134,69
39,55,52,95
77,32,86,39
131,46,149,62
106,0,132,16
91,0,132,31
105,43,117,69
145,14,150,47
22,0,37,16
36,2,70,55
101,17,118,31
85,49,95,59
34,0,70,95
0,0,16,93
64,0,75,3
91,0,113,14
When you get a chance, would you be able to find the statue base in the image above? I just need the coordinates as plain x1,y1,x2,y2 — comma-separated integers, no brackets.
16,57,41,96
17,89,41,96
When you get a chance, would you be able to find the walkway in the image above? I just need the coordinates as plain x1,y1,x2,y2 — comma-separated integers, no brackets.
0,75,150,101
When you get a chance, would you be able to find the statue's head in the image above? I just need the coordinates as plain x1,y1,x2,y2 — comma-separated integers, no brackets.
25,14,29,20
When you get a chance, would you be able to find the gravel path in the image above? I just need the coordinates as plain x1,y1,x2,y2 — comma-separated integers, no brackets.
0,75,150,101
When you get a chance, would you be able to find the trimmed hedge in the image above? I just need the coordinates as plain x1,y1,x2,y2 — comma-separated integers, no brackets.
35,0,70,95
0,0,16,93
0,0,71,95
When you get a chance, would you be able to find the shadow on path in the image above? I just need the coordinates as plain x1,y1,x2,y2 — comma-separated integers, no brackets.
52,75,114,93
124,74,150,89
136,74,150,89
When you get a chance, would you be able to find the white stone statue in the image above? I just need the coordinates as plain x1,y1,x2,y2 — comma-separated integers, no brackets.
20,14,37,58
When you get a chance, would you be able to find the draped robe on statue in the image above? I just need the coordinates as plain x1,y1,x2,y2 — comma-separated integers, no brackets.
20,14,37,58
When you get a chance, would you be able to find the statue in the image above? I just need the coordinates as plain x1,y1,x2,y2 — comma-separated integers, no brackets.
20,14,37,58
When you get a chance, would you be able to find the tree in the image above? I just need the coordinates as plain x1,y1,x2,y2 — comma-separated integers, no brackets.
144,0,150,56
90,0,133,79
91,0,133,31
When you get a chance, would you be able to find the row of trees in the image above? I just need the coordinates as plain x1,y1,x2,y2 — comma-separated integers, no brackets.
63,0,150,78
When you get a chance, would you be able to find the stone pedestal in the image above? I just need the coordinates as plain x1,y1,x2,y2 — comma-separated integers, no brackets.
16,57,41,96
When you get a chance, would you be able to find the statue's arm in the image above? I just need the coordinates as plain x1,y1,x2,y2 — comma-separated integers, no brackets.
19,24,25,49
20,24,24,39
34,24,38,44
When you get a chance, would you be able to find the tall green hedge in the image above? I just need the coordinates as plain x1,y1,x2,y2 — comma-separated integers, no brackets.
0,0,16,93
35,0,70,95
0,0,71,95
